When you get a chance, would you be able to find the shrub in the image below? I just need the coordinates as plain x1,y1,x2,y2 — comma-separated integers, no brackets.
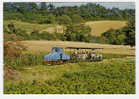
4,32,27,67
4,40,26,66
56,15,72,25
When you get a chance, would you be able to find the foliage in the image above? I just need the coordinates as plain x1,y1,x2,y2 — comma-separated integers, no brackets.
4,59,135,94
4,33,27,66
4,3,135,24
5,53,44,67
101,18,135,46
4,41,26,61
71,14,84,24
64,24,92,42
56,15,72,25
124,18,135,46
44,14,56,24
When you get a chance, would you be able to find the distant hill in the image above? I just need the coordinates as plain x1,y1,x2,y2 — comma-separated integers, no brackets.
4,20,127,37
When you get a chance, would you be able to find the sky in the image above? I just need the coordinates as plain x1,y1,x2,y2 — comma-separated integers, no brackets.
47,2,135,10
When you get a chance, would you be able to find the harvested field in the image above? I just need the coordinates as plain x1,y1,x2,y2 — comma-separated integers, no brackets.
22,40,135,55
85,21,127,36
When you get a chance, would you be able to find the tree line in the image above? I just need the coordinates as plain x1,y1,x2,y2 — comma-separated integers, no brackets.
4,2,135,24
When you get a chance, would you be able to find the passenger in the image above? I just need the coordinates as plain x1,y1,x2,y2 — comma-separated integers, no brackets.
91,52,96,60
88,52,91,59
74,50,77,55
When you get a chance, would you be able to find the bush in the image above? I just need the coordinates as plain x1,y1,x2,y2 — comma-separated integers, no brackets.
4,40,27,67
71,14,85,24
64,24,91,42
56,15,72,25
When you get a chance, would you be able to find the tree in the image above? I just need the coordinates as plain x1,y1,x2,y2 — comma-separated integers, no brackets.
4,3,135,24
40,2,48,14
29,3,38,12
124,18,135,47
13,3,27,14
48,4,55,13
39,14,56,24
102,29,117,44
64,24,91,41
116,34,126,45
46,14,56,24
56,15,72,25
71,14,84,24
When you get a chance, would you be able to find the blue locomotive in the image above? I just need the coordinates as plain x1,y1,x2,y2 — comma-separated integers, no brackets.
44,47,70,64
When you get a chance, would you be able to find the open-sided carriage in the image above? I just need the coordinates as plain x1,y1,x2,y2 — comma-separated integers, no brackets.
44,47,103,65
66,47,103,63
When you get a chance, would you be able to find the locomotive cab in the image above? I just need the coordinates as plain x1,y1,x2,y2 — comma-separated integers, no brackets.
44,47,70,64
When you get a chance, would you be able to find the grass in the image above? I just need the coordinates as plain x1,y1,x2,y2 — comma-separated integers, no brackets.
4,51,131,67
22,40,135,55
4,39,135,94
4,40,135,94
85,20,127,36
4,20,64,34
4,57,135,94
4,20,126,36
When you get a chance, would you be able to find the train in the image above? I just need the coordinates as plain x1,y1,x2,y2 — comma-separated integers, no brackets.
44,47,103,65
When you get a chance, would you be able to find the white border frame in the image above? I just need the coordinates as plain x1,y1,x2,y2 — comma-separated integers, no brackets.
0,0,138,99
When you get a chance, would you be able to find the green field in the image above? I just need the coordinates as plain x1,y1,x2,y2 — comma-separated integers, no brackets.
4,55,135,94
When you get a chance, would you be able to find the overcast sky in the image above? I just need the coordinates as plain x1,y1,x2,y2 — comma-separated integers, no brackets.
47,2,135,9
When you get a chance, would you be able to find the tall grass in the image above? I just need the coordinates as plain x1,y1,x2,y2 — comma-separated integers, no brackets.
5,53,44,67
4,52,131,68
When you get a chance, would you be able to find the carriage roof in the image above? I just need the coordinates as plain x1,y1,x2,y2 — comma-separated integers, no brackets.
65,47,103,50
